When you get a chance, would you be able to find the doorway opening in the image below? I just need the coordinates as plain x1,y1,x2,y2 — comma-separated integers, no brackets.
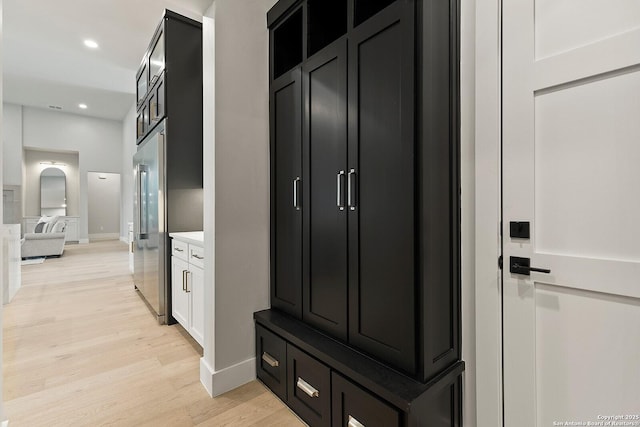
87,172,121,242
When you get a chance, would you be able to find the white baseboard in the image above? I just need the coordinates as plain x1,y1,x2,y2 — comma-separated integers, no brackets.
2,419,9,427
200,357,256,397
79,239,90,244
89,233,119,241
120,236,128,244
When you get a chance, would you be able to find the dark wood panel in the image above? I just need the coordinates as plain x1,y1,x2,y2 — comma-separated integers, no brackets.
286,344,331,427
271,70,303,318
256,324,287,402
302,39,348,340
347,3,416,374
332,372,401,427
255,310,465,412
416,0,461,382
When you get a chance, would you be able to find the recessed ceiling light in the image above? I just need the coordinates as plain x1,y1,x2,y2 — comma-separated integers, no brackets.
84,39,99,49
79,103,88,109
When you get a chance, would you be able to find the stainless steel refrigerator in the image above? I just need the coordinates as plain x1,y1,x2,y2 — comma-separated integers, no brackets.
133,116,204,325
134,121,166,322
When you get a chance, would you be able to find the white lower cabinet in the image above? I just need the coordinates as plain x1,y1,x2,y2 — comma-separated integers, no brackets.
171,237,204,346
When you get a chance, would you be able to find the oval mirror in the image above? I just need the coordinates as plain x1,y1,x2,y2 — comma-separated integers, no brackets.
40,167,67,216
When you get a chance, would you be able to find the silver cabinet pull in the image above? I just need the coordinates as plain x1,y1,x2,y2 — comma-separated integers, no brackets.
185,271,191,293
347,169,357,210
293,177,301,210
182,270,187,291
175,247,184,252
296,377,319,398
337,170,345,210
348,415,365,427
261,352,279,368
191,254,204,260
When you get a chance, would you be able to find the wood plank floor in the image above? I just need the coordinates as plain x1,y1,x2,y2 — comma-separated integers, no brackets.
3,240,304,426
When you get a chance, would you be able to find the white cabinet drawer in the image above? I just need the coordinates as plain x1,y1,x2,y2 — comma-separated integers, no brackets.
188,244,204,269
172,239,188,261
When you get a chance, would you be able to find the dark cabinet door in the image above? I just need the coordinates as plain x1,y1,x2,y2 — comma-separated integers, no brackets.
347,2,417,374
287,344,331,427
302,38,348,340
255,325,287,402
331,372,401,427
270,69,303,318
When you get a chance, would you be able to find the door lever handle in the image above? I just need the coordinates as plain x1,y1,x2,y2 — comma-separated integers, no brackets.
510,256,551,275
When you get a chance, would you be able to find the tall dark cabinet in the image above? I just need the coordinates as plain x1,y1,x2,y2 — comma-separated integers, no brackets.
257,0,463,425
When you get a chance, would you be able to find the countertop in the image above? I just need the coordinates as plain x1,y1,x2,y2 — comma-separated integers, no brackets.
169,231,204,246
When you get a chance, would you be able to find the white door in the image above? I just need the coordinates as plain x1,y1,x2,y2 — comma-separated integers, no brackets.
502,2,640,426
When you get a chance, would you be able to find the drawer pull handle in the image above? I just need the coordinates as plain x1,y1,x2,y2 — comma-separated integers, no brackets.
191,254,204,260
175,248,184,252
296,377,319,398
348,415,365,427
261,352,279,368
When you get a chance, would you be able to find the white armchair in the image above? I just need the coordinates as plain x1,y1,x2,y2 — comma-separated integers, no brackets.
21,216,66,259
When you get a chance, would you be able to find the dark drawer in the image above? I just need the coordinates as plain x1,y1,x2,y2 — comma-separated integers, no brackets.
332,372,401,427
256,324,287,401
287,344,331,427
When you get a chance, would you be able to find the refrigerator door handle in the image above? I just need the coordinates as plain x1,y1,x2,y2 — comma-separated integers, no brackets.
138,164,149,239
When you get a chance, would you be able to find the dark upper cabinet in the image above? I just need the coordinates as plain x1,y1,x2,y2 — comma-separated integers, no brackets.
302,38,348,340
267,0,460,384
136,61,148,108
347,1,416,375
135,10,202,149
270,68,303,319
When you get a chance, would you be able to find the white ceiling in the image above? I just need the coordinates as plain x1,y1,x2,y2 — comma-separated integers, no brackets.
3,0,213,121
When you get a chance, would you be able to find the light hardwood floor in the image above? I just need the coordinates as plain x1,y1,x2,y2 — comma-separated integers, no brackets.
4,240,304,426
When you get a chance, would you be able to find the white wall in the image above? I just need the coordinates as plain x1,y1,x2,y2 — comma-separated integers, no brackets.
15,106,123,242
201,0,276,395
2,104,22,186
461,0,477,425
0,0,5,421
87,172,120,238
120,103,136,241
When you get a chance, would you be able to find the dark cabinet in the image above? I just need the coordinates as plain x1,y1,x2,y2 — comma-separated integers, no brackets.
346,1,416,374
135,10,201,145
332,372,400,427
287,345,331,427
270,69,303,318
302,38,348,340
261,0,461,425
256,324,287,402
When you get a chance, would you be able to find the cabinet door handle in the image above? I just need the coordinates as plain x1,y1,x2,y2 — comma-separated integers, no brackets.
296,377,319,398
293,177,301,210
175,247,184,252
191,254,204,260
261,352,279,368
347,169,357,210
182,270,187,291
337,170,345,210
185,271,191,293
348,415,365,427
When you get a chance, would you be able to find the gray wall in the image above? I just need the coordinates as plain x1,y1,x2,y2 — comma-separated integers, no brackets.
2,104,22,186
87,172,120,237
23,149,79,217
120,103,136,241
3,105,123,241
213,0,276,371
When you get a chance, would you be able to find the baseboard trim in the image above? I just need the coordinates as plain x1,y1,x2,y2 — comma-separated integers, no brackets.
120,236,128,244
89,233,119,241
200,357,256,397
78,238,90,244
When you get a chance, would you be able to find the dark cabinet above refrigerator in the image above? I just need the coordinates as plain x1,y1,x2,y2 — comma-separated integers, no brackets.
135,10,202,145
